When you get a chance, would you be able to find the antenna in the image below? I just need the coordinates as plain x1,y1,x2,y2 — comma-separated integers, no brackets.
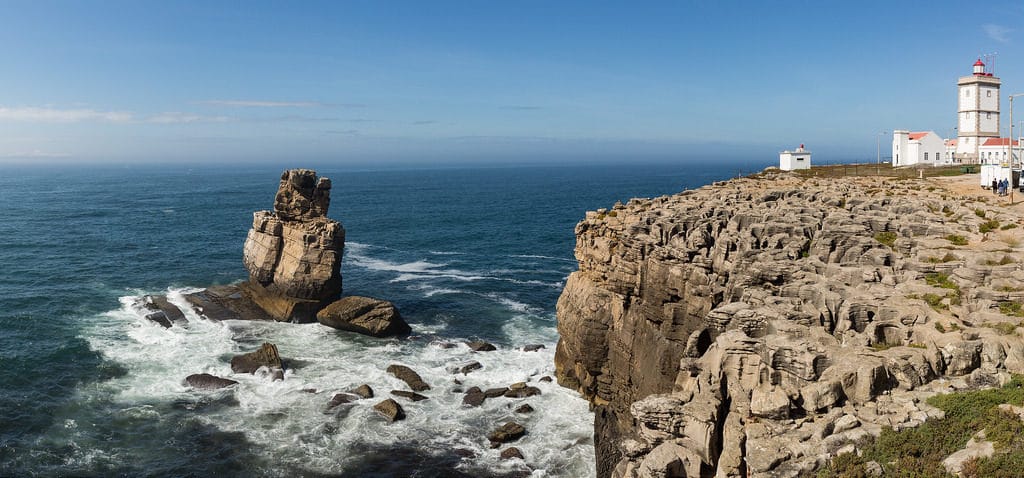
983,52,998,74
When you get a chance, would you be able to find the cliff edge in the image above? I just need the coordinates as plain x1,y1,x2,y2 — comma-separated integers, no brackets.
555,171,1024,477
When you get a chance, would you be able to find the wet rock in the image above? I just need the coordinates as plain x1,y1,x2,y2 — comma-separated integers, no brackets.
463,387,486,407
140,295,187,327
504,386,541,398
459,361,483,375
466,340,497,352
390,390,429,402
488,421,526,447
514,404,534,414
539,376,553,383
327,393,359,410
352,384,374,399
500,447,524,460
373,398,406,422
523,344,546,352
453,448,476,459
185,373,238,390
230,342,282,374
317,296,410,337
386,364,431,392
484,387,509,398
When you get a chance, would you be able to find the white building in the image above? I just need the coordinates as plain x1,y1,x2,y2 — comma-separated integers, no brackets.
892,130,945,166
955,58,1000,163
779,144,811,170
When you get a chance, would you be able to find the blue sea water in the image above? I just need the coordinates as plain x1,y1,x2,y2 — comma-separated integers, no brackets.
0,161,758,477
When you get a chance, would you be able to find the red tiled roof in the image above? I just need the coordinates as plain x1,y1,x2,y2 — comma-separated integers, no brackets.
982,138,1021,146
908,132,929,141
946,139,958,146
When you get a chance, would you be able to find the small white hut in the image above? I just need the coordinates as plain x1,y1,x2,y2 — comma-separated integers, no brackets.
779,144,811,171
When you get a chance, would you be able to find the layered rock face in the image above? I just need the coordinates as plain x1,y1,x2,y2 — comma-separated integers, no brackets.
242,169,345,322
555,172,1024,477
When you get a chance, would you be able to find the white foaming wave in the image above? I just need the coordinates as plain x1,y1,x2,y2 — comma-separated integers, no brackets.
75,288,594,476
428,250,464,256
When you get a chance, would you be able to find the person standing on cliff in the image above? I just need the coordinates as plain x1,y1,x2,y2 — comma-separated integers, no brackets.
992,178,998,193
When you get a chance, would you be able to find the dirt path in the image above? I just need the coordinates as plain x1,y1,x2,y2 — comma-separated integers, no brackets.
931,174,1024,215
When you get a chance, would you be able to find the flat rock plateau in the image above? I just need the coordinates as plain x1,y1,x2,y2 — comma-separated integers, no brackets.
555,170,1024,477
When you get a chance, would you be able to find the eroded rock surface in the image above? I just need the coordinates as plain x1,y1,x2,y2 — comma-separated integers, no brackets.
555,171,1024,477
316,296,410,337
242,169,345,322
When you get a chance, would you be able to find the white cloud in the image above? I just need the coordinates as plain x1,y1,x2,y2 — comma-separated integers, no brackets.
984,24,1012,43
200,100,324,108
0,150,71,158
0,106,132,123
146,112,230,124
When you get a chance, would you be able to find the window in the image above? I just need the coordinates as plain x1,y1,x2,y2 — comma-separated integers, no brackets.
987,113,992,119
966,89,971,97
987,90,992,97
925,152,929,161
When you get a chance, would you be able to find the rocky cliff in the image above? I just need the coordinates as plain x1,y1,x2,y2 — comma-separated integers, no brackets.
242,169,345,322
555,171,1024,477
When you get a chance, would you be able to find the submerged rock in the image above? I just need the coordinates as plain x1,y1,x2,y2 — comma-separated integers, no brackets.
488,421,526,447
352,384,374,399
316,296,410,337
185,373,238,390
230,342,282,374
390,390,429,402
500,447,524,460
327,393,360,411
466,340,497,352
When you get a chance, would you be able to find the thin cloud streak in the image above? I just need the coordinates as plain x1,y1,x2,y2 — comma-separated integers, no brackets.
984,24,1012,43
0,106,132,123
146,112,230,124
200,99,325,108
0,150,72,158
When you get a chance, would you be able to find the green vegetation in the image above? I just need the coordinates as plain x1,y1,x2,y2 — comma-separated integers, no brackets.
925,253,959,264
874,232,898,249
871,342,894,351
985,256,1016,266
922,293,948,311
982,321,1019,335
947,234,969,246
925,273,959,291
820,375,1024,478
908,343,928,349
1001,223,1019,230
975,208,987,219
999,302,1024,318
942,205,954,217
980,219,1001,233
934,322,946,333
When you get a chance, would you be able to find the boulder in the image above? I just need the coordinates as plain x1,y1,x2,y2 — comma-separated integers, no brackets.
373,398,406,422
327,393,359,410
386,364,430,392
467,340,497,352
523,344,546,352
352,384,374,399
230,342,282,374
390,390,429,402
317,296,410,337
504,386,542,398
463,387,486,407
488,421,526,447
500,447,524,460
515,404,535,414
185,373,238,390
484,387,509,398
459,361,483,375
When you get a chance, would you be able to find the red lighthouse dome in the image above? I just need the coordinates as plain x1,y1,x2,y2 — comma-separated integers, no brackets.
974,58,986,75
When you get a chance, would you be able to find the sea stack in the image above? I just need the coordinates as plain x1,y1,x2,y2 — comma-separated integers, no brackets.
242,169,345,322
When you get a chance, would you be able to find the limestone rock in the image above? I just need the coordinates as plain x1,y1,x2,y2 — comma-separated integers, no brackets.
467,340,497,352
500,447,524,460
373,398,405,422
242,169,345,322
185,373,238,390
554,172,1024,477
386,364,431,392
327,393,359,410
230,342,282,374
316,296,410,337
390,390,428,402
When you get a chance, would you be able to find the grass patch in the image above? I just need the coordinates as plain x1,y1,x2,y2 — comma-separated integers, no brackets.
922,293,948,311
908,343,928,349
1001,223,1019,230
980,219,1001,233
925,273,959,291
983,321,1019,335
820,375,1024,478
874,231,898,249
975,208,987,218
934,322,946,333
985,256,1016,266
925,253,959,264
999,302,1024,318
947,234,969,246
942,205,954,217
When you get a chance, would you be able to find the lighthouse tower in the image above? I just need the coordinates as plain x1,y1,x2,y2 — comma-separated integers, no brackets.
956,58,1001,163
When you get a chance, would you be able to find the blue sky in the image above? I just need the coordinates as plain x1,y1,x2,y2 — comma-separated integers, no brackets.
1,1,1023,165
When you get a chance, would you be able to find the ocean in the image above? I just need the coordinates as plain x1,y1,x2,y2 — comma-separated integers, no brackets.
0,161,760,477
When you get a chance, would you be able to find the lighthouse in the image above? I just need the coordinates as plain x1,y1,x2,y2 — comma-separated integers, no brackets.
955,58,1001,163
